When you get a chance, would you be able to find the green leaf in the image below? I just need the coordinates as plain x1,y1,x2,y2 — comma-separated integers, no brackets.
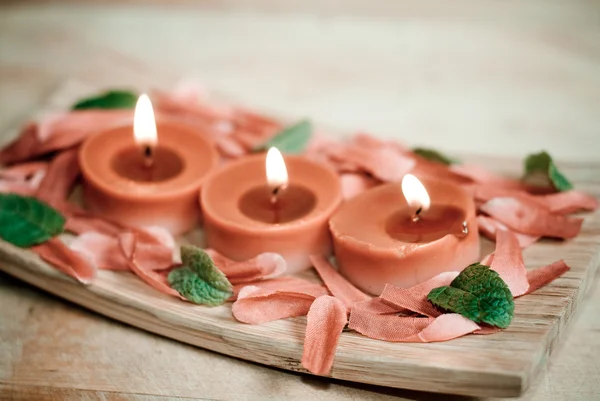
523,151,573,192
427,263,514,328
256,119,313,154
427,286,481,321
72,90,138,110
412,148,458,165
167,245,233,306
0,193,66,247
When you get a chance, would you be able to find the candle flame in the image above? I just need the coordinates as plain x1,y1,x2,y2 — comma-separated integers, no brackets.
133,93,158,147
401,174,431,213
266,147,288,191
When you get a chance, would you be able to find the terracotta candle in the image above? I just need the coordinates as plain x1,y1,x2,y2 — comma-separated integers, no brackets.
79,94,219,235
330,174,479,295
201,148,342,273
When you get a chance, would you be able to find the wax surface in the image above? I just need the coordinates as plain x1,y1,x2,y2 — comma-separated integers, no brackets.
386,205,466,243
239,185,316,224
112,146,184,182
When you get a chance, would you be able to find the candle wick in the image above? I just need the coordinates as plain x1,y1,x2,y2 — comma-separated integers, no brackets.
271,185,281,205
143,145,154,169
270,183,288,205
412,206,422,222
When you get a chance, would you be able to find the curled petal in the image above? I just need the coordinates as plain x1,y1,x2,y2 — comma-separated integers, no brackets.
32,237,97,284
477,215,540,248
301,295,347,375
480,197,583,239
380,271,458,317
35,149,80,209
207,249,287,284
524,260,570,296
490,230,530,297
309,255,370,310
232,287,318,325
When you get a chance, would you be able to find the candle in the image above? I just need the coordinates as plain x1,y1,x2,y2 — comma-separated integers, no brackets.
79,94,219,235
201,148,342,273
330,175,479,295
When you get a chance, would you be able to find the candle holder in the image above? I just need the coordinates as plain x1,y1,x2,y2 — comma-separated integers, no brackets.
330,179,480,295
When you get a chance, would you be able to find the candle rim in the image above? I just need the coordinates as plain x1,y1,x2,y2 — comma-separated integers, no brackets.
329,180,475,251
201,152,343,233
79,119,219,199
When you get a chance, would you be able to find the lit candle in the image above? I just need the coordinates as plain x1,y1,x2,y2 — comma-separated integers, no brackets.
79,94,219,234
386,174,469,243
330,175,479,294
201,149,342,273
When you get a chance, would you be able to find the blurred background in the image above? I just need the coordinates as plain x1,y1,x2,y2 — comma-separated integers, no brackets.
1,1,599,161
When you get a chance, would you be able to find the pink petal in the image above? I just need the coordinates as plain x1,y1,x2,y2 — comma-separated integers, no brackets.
408,314,481,342
349,308,480,343
0,123,40,165
480,252,495,266
538,191,599,214
207,249,287,285
348,310,434,341
69,232,129,270
0,161,48,181
480,197,583,239
380,271,459,317
474,185,548,208
351,297,402,315
65,212,123,237
490,230,530,297
477,215,540,248
35,149,80,209
333,145,415,182
231,276,329,301
32,237,97,284
1,111,132,164
118,232,180,297
216,136,247,158
140,226,179,263
451,164,526,190
524,260,570,296
37,110,133,156
309,255,371,310
232,287,320,324
410,158,474,187
301,295,347,375
0,180,37,196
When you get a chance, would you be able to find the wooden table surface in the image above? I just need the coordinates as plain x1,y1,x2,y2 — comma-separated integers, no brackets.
1,2,599,400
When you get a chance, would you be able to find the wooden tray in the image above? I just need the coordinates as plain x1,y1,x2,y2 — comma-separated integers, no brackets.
1,81,599,398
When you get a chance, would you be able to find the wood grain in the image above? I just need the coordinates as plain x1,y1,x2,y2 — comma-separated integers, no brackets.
1,81,599,398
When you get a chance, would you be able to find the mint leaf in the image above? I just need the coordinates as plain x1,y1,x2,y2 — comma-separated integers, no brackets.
256,119,312,154
167,245,233,306
72,90,138,110
412,148,458,165
523,151,573,192
428,263,514,328
0,193,66,247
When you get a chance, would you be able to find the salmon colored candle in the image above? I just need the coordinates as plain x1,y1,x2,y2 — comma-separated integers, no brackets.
330,174,479,295
79,94,218,235
201,148,342,273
